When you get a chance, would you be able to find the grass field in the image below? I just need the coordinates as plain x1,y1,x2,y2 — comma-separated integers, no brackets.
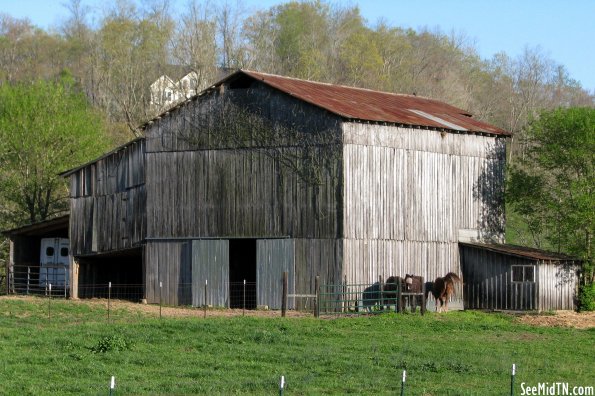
0,296,593,395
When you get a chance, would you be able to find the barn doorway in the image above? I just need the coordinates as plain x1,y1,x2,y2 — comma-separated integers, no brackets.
77,247,143,301
229,239,257,309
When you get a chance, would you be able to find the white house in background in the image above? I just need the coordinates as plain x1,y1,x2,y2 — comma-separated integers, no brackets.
150,71,200,111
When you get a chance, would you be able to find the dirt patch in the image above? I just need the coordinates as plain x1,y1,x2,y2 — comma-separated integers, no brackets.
516,311,595,329
0,295,312,319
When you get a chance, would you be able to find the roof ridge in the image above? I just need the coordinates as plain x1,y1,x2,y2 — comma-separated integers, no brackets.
241,69,458,108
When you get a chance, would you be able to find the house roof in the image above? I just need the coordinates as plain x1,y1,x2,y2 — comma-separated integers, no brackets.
460,242,579,262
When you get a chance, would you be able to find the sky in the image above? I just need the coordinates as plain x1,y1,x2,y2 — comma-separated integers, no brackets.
1,0,594,92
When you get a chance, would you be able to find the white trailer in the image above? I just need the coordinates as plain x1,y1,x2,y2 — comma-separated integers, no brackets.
39,238,70,288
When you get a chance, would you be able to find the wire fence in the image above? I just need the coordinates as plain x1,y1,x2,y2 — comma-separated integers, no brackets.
4,267,465,318
318,280,427,317
9,264,70,298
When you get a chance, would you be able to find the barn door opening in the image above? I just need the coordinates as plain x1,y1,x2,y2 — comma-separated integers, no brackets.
229,239,257,309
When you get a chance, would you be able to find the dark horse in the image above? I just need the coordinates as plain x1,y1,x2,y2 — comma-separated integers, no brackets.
427,272,461,312
360,276,400,312
402,274,424,312
360,275,424,312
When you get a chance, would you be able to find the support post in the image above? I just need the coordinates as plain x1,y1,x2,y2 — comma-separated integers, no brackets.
314,275,320,318
70,258,79,300
159,281,162,319
281,271,288,317
27,266,30,295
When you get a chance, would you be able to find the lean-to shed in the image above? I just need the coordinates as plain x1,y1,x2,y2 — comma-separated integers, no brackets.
460,242,580,311
62,69,510,308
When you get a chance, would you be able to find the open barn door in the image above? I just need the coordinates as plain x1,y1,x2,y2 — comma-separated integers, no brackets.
192,240,229,307
256,239,295,309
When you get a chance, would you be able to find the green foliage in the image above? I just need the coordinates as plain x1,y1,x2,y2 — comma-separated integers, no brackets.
578,283,595,312
89,334,133,353
0,297,593,395
507,107,595,308
0,77,109,225
507,108,594,259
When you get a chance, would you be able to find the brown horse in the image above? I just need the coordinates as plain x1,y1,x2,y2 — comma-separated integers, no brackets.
428,272,461,312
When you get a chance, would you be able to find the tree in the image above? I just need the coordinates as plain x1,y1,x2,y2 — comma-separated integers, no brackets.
0,75,110,225
506,107,594,307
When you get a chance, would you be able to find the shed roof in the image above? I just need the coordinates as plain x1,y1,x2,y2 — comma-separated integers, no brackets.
460,242,579,262
2,214,69,237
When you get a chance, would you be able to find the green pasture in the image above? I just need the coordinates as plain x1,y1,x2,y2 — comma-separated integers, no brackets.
0,297,592,395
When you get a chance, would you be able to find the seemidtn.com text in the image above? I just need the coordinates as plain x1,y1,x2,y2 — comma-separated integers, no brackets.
521,382,594,396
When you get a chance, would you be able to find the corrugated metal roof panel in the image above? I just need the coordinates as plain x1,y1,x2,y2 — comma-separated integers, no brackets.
460,242,579,262
241,70,510,135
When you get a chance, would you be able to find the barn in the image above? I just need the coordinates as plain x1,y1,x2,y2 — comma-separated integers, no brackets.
61,69,513,309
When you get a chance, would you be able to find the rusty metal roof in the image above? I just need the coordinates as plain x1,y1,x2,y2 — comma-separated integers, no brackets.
239,70,510,136
460,242,579,262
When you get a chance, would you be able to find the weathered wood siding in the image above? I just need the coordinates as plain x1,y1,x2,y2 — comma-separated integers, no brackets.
342,123,506,285
256,239,295,309
69,140,146,255
144,241,191,305
143,83,343,241
460,245,578,311
537,260,579,310
192,239,229,307
461,245,536,310
145,149,338,239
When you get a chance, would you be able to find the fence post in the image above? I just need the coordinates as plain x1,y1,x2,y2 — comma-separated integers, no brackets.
243,279,246,317
401,370,406,396
279,375,285,396
314,275,320,318
510,363,516,396
48,283,52,321
26,266,30,295
281,272,288,317
203,279,207,319
108,282,111,323
159,281,162,319
64,266,67,298
421,277,426,316
379,275,384,309
398,277,403,313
